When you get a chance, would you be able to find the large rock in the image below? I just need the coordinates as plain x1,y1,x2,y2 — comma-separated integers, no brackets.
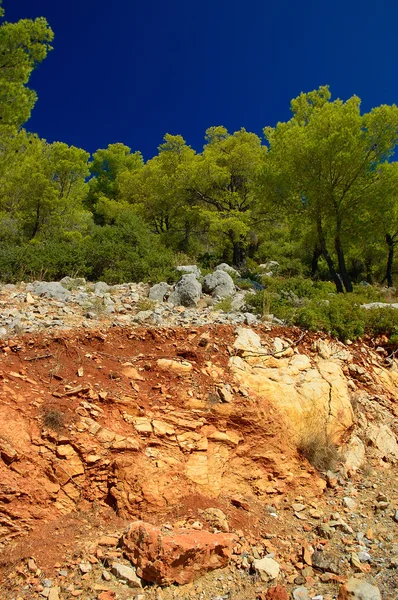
122,521,234,585
168,274,202,307
28,281,71,301
214,263,240,277
59,276,86,289
176,265,201,278
148,282,172,302
229,329,354,442
94,281,110,295
203,271,235,298
338,578,381,600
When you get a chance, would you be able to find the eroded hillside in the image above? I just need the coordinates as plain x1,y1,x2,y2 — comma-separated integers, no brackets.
0,323,398,599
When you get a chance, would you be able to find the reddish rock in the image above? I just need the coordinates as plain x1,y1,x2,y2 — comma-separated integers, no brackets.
122,520,234,585
97,592,116,600
266,586,289,600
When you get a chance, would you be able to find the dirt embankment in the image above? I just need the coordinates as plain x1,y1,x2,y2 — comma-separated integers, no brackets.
0,324,397,599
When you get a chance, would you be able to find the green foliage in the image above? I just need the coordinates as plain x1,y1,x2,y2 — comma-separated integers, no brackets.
363,308,398,344
263,86,398,292
0,237,90,282
0,11,53,130
245,277,398,343
1,0,398,342
296,297,366,341
213,296,233,312
136,298,156,312
262,276,336,299
86,207,176,284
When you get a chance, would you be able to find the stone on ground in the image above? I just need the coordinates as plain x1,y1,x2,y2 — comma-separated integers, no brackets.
148,282,172,302
168,274,202,307
338,577,381,600
203,270,235,298
122,520,234,585
28,281,71,301
175,265,201,278
111,562,142,587
253,556,280,581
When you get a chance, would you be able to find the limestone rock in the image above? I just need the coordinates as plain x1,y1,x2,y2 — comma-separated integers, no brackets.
253,556,280,581
292,587,310,600
111,562,142,588
60,276,86,289
28,281,71,301
361,302,398,310
94,281,110,295
168,274,202,307
203,270,235,298
230,337,354,442
214,263,240,277
344,435,365,472
366,423,398,460
200,507,229,532
175,265,201,278
338,578,381,600
312,550,340,574
148,282,172,302
122,521,234,585
233,327,262,354
157,358,192,375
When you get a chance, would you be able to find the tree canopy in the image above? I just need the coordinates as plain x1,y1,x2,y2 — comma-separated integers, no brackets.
1,3,398,290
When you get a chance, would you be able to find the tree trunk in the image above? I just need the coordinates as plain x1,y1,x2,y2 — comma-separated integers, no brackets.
365,257,374,285
335,234,353,292
30,201,41,240
232,242,244,267
311,244,322,278
180,220,191,253
317,217,344,293
386,234,394,288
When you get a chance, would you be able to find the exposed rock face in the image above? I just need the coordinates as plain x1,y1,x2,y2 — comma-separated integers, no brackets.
168,274,202,307
203,271,235,298
122,521,234,585
59,276,86,289
229,328,354,442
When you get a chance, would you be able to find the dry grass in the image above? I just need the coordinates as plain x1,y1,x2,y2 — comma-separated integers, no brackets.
42,408,65,432
297,431,340,471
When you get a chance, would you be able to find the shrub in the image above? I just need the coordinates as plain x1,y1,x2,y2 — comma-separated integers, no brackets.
296,296,365,341
363,307,398,346
213,296,233,312
245,278,368,342
136,298,156,312
42,408,64,432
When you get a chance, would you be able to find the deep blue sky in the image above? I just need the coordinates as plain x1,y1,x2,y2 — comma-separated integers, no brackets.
4,0,398,160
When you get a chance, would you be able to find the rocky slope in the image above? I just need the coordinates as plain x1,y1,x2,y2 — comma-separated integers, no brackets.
0,278,398,600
